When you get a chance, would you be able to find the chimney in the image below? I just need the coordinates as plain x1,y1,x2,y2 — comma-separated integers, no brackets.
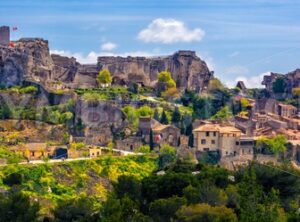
0,26,10,46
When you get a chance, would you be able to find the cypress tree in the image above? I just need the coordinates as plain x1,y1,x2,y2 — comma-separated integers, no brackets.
149,129,154,151
171,106,181,124
188,134,194,148
153,108,160,121
160,110,169,124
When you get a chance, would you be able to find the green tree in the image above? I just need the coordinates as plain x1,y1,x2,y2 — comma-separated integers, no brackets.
208,78,224,92
149,196,186,222
160,110,169,124
53,196,96,222
123,106,139,128
272,77,286,94
138,105,153,117
256,135,287,155
171,107,181,124
0,103,11,119
240,98,250,111
157,71,177,93
158,145,177,169
0,192,40,222
158,71,173,83
114,175,141,202
137,145,151,153
97,68,112,86
211,106,232,120
176,203,237,222
153,108,160,121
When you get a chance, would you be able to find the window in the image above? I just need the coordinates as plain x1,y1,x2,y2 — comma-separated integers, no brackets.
201,139,206,144
213,132,217,136
211,140,215,144
236,141,240,145
204,148,210,151
206,132,209,137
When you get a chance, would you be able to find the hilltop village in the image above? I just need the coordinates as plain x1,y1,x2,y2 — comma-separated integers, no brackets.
0,25,299,170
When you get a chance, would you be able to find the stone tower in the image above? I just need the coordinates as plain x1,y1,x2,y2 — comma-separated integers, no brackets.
0,26,10,46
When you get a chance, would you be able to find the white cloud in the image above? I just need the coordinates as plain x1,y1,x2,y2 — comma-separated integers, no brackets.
225,72,270,88
138,18,205,44
101,42,117,51
50,49,156,64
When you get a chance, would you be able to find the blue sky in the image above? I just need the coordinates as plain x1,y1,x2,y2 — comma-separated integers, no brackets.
1,0,300,87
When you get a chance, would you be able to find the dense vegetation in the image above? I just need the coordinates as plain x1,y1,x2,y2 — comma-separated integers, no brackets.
0,153,300,221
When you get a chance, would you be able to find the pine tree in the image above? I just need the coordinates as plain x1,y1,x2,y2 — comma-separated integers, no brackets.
160,110,169,124
171,106,181,124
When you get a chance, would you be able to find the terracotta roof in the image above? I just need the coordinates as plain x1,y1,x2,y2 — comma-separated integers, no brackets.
193,124,219,132
152,124,177,132
193,123,241,133
13,143,48,151
219,126,241,133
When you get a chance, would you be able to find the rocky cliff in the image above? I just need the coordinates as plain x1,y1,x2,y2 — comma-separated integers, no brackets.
262,69,300,97
0,38,53,87
0,38,213,92
97,51,213,92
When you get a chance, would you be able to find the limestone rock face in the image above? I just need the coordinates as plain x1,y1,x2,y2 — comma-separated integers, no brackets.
0,38,53,86
98,51,214,92
75,100,127,145
0,37,213,92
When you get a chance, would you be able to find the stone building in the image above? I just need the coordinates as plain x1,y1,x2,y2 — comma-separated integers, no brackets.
115,136,143,151
0,26,10,46
278,104,298,118
89,148,101,158
11,143,55,160
152,124,181,147
193,123,254,158
138,117,181,147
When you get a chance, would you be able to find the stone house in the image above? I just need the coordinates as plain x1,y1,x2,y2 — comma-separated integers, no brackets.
138,117,181,147
152,124,181,147
115,136,143,151
193,123,254,158
11,143,54,160
89,148,101,158
278,103,297,118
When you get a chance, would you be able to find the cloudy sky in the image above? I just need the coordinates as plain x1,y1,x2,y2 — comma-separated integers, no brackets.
1,0,300,88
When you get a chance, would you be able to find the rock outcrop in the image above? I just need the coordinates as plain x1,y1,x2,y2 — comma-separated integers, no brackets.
0,38,213,92
98,50,213,92
262,69,300,97
0,38,52,87
75,100,127,145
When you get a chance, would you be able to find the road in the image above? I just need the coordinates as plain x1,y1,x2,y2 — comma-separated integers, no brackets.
0,147,142,167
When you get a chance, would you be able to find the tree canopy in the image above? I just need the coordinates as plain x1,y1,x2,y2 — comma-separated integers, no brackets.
97,69,112,85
